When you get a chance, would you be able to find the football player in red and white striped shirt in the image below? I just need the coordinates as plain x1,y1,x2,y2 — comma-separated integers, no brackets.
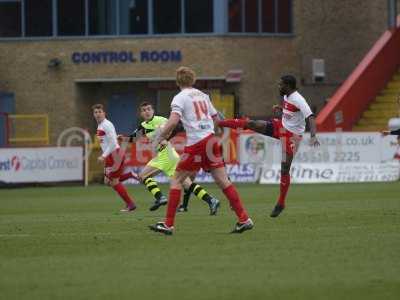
93,104,137,212
219,75,320,217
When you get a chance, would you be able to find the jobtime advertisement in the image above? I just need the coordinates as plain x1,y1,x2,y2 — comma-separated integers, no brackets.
259,162,400,184
239,132,400,184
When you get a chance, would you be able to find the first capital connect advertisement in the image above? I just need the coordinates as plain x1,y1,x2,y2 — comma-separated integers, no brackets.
0,147,83,183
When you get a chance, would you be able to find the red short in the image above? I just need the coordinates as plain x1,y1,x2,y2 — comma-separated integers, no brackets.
176,134,225,172
271,119,302,156
104,148,126,179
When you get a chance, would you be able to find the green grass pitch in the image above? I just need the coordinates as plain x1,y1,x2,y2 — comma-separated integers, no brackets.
0,182,399,300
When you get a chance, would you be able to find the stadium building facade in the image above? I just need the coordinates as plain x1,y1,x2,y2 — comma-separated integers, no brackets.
0,0,395,143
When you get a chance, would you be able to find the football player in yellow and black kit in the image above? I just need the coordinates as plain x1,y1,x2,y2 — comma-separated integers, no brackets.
127,101,220,214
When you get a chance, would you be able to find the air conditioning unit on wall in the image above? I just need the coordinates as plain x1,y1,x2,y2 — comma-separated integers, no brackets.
312,59,325,83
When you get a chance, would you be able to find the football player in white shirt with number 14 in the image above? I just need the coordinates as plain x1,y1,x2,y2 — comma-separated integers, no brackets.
149,67,253,235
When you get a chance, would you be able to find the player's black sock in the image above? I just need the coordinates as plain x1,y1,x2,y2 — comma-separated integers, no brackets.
190,183,212,205
181,189,191,209
144,177,163,201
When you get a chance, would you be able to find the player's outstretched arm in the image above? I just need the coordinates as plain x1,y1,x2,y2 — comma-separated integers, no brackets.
211,113,225,137
116,125,149,145
166,120,185,141
127,125,145,143
307,115,320,147
101,127,119,158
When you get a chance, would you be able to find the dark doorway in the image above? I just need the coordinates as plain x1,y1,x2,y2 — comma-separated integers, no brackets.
107,94,137,135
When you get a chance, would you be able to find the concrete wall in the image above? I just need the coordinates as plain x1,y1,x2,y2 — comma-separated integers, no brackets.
295,0,389,111
0,37,297,142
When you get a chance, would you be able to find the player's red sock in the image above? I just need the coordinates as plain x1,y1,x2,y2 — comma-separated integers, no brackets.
113,183,135,207
223,184,249,223
277,174,291,207
119,172,138,182
218,119,248,129
165,189,181,227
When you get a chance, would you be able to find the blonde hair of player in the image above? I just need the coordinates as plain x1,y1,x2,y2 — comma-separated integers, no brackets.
176,66,196,88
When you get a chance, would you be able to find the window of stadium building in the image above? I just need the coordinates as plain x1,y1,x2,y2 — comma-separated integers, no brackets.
58,0,86,36
0,0,292,39
119,0,148,34
153,0,181,34
185,0,213,33
0,0,22,37
25,0,53,36
89,0,117,35
229,0,292,34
